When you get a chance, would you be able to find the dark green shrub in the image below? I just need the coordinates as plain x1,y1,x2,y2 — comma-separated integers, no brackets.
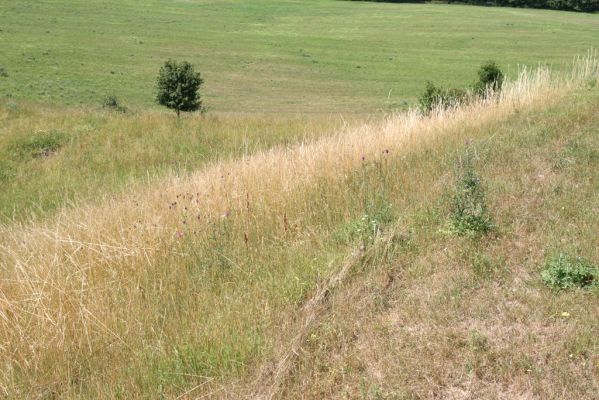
102,95,127,113
474,61,504,97
541,253,598,290
450,150,494,236
156,60,204,117
419,82,470,114
0,66,7,78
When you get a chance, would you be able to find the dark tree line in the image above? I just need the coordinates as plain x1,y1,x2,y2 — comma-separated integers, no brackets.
454,0,597,13
353,0,598,12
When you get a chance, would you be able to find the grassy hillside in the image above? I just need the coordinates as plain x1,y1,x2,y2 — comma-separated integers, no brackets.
1,1,598,398
1,1,598,112
0,105,351,221
0,60,597,398
283,84,599,399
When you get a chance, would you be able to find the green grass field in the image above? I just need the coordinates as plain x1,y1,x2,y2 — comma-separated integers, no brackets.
1,0,598,113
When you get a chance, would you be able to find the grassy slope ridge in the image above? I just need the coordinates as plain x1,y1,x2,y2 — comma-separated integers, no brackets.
1,1,598,112
0,60,597,398
0,106,352,221
282,87,599,399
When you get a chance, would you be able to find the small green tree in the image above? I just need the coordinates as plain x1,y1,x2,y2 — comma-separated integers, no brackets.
474,61,504,96
156,60,204,117
419,81,443,114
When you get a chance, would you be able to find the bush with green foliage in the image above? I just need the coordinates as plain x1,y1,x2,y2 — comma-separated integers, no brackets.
474,61,504,97
418,81,469,114
156,60,204,117
541,253,598,290
449,149,494,236
419,61,504,114
102,96,127,113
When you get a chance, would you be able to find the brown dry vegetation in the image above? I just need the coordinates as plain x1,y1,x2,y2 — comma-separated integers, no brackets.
0,57,597,398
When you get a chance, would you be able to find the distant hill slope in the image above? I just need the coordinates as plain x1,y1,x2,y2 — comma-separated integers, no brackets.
1,1,598,112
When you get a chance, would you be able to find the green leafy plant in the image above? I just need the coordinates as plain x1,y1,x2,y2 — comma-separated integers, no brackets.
449,148,494,236
156,60,204,117
541,253,598,290
102,95,127,113
419,81,469,114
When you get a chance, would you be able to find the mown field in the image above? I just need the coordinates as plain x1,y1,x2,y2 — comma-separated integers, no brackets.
1,0,598,112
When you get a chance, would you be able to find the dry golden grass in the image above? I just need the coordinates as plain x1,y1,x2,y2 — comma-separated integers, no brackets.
0,54,597,398
0,103,356,221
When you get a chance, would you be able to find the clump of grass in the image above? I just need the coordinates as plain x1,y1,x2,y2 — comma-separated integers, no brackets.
336,156,394,246
0,66,8,77
336,200,393,247
541,253,598,290
449,147,494,236
102,95,127,113
0,160,15,182
16,130,65,158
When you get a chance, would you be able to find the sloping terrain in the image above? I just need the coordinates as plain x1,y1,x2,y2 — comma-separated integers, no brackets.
279,83,599,400
0,59,597,398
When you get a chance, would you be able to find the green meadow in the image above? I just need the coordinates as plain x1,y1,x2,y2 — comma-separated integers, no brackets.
1,0,598,113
